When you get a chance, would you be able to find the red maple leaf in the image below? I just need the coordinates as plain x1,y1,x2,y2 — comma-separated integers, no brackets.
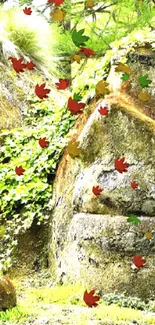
23,7,32,15
15,166,25,176
39,137,49,148
92,186,102,196
114,157,129,173
83,290,100,308
26,61,36,70
35,83,51,99
55,79,70,90
98,106,109,116
48,0,64,5
133,255,146,268
8,57,27,73
77,47,95,58
131,181,138,189
67,97,86,115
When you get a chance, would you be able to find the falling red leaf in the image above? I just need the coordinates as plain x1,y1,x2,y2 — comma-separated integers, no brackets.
8,57,26,73
39,137,49,148
92,186,102,196
131,181,138,189
77,47,95,58
55,79,70,90
15,166,25,176
83,290,100,308
67,97,86,115
133,255,146,268
35,83,51,100
114,157,129,173
48,0,64,5
98,106,109,116
23,7,32,15
26,61,36,70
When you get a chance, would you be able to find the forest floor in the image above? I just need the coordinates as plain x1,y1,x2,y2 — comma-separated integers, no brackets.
0,271,155,325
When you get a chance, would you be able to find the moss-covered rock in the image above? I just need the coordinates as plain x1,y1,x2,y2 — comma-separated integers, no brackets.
55,213,155,299
0,276,16,310
49,33,155,299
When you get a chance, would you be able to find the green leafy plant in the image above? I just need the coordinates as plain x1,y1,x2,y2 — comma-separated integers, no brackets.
102,292,155,311
0,95,76,271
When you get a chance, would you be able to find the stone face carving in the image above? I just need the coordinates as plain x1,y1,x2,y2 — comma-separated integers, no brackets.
49,41,155,299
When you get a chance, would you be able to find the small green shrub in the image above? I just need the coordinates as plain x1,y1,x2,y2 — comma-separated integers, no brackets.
102,292,155,312
0,93,76,271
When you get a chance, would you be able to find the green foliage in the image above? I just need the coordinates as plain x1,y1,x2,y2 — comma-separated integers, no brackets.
0,95,76,271
121,73,130,81
71,28,89,47
102,292,155,312
138,74,152,88
0,7,58,71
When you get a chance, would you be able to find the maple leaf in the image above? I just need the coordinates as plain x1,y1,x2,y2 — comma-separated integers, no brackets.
50,8,66,21
66,140,81,158
83,290,100,308
77,47,95,58
8,57,26,73
114,157,129,173
131,181,138,189
48,0,64,5
39,137,49,148
15,166,25,176
67,97,86,115
115,63,132,74
138,74,152,88
127,214,141,226
138,90,151,102
71,54,82,64
145,232,153,240
26,61,36,70
23,7,32,15
133,255,146,268
98,105,109,116
95,80,110,96
35,83,51,100
55,79,70,90
71,29,89,47
121,73,129,81
92,186,102,196
73,93,83,102
85,0,94,8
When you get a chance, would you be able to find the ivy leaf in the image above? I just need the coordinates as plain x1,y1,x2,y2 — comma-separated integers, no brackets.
66,140,81,158
71,54,82,64
145,232,153,240
121,73,129,81
138,90,151,102
77,47,95,58
138,74,152,88
92,186,103,196
115,63,132,74
23,7,32,15
85,0,95,8
71,29,89,47
73,93,83,102
114,157,129,173
95,80,110,97
133,255,146,269
50,8,66,21
83,289,100,308
127,214,141,226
